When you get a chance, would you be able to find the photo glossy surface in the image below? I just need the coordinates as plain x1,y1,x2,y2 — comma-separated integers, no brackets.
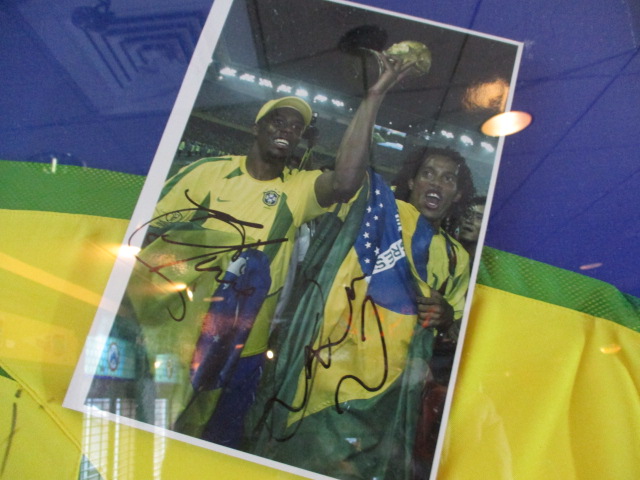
62,0,521,478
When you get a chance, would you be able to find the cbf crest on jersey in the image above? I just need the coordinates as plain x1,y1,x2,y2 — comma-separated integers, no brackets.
263,190,280,206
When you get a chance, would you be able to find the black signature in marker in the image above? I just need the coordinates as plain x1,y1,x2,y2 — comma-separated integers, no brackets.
261,274,388,442
128,189,286,321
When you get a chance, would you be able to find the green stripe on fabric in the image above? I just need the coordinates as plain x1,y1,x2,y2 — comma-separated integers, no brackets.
160,156,233,199
224,167,243,179
0,366,13,380
478,247,640,332
263,192,293,262
1,160,143,219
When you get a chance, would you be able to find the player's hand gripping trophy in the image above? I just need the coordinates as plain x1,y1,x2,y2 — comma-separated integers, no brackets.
374,40,432,77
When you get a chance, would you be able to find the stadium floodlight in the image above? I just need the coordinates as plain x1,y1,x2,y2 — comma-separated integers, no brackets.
460,135,474,146
220,66,237,77
480,141,495,153
239,73,256,82
440,129,454,139
277,84,293,93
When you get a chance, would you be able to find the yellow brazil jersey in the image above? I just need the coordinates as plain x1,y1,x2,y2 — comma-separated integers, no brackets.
125,156,326,422
154,156,325,245
396,200,470,320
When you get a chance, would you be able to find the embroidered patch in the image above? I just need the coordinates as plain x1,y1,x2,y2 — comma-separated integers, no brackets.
263,190,280,206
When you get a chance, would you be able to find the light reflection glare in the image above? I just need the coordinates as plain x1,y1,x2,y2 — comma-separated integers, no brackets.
600,344,621,354
0,251,103,307
118,245,141,258
463,78,509,111
481,111,532,136
266,350,275,359
203,296,224,302
579,262,603,271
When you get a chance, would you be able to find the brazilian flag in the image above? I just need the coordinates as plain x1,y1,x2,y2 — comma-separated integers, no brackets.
246,172,437,480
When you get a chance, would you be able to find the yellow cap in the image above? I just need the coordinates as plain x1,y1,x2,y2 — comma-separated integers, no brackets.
255,96,313,127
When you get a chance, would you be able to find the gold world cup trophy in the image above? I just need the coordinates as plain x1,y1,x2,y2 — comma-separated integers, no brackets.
376,40,432,77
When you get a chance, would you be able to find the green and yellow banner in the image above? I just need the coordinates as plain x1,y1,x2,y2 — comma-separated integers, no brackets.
1,161,639,479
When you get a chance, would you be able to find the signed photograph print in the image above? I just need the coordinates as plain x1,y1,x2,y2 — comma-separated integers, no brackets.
65,0,522,478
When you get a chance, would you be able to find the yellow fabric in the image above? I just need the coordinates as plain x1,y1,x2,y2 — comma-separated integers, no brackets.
397,200,470,320
0,209,129,407
154,156,326,235
426,234,468,320
0,208,304,480
0,375,79,479
440,284,640,479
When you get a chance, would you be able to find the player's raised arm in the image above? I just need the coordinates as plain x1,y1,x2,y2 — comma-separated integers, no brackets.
314,53,416,207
